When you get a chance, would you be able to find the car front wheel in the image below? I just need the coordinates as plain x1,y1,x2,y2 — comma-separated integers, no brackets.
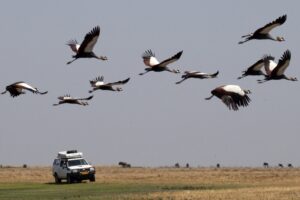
89,174,95,182
54,173,61,184
67,174,73,184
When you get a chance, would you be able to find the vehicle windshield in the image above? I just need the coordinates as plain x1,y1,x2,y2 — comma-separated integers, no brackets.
68,159,88,167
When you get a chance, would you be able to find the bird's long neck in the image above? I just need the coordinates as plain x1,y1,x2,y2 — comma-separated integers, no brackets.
268,35,284,42
267,34,276,41
95,55,108,60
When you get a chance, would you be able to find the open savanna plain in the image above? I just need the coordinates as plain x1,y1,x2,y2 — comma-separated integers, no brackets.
1,166,300,200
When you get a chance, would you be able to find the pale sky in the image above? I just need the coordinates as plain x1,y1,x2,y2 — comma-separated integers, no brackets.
0,1,299,167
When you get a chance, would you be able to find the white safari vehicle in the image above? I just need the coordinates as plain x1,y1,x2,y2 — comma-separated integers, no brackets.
52,150,96,183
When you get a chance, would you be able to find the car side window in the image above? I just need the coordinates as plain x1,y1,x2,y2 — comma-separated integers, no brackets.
53,159,59,165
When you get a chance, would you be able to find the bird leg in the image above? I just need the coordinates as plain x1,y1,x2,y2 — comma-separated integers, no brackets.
257,78,269,84
238,39,250,44
139,70,151,76
237,74,246,79
241,33,253,38
66,57,78,65
205,94,214,100
175,78,187,84
53,101,65,106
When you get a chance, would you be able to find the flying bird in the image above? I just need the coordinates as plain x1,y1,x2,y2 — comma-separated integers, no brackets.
258,50,297,83
239,15,287,44
1,82,48,97
139,49,182,75
66,26,107,64
176,70,219,84
53,95,93,106
237,55,275,79
89,76,130,93
205,85,251,111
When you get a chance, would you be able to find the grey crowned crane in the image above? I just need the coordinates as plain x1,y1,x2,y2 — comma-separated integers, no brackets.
139,49,182,75
53,95,93,106
176,70,219,84
239,15,286,44
237,55,275,79
205,85,251,111
258,50,297,83
1,81,48,97
66,26,107,65
89,76,130,93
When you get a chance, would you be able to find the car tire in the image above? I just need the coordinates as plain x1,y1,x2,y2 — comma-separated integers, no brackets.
54,173,61,184
89,174,96,182
67,174,73,184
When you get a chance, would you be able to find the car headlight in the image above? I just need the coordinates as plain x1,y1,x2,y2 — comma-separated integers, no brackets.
90,167,95,172
72,169,79,173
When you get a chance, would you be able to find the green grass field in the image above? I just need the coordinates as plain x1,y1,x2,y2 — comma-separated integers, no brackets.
0,182,239,200
1,166,300,199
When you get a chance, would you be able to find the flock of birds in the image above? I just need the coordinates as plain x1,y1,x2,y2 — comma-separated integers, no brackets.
1,14,297,110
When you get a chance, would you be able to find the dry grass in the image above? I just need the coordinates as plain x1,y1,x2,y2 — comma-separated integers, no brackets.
1,166,300,199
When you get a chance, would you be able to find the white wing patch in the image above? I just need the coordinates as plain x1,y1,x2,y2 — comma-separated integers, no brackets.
149,56,160,66
223,85,245,96
16,82,37,92
185,71,199,74
94,81,104,87
67,40,80,53
63,96,72,100
264,60,277,75
194,72,207,75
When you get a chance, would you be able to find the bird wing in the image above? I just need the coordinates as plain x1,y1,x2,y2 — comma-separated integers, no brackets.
90,76,104,86
185,70,200,75
271,50,291,76
58,95,72,100
210,71,219,77
254,15,287,34
66,40,80,53
7,86,23,97
221,95,239,111
78,26,100,53
77,95,94,101
107,78,130,86
221,93,250,111
247,59,265,72
15,82,38,93
159,51,183,67
142,50,160,67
